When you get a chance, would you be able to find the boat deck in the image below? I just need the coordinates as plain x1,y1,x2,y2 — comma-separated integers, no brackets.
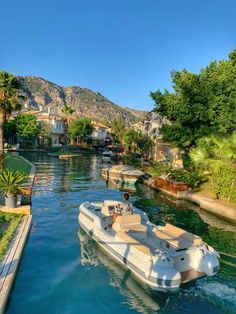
87,202,201,257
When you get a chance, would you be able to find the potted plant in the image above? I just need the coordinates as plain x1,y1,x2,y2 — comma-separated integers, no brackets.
0,169,28,208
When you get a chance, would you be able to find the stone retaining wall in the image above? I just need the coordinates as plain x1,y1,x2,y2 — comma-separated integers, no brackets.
142,178,236,223
0,215,32,314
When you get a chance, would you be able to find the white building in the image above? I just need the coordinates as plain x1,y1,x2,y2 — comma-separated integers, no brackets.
90,122,112,146
134,111,183,168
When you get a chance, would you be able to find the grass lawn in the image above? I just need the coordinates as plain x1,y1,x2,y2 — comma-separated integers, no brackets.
0,212,22,261
3,154,31,175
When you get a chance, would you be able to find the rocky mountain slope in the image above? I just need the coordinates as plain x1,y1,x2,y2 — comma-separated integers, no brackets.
18,76,146,124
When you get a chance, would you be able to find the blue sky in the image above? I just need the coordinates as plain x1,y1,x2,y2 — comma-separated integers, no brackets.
0,0,235,111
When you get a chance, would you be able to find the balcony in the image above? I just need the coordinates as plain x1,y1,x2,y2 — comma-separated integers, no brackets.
52,127,64,134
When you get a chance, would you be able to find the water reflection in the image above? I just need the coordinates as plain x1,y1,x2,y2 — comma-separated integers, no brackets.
105,178,137,193
78,228,168,313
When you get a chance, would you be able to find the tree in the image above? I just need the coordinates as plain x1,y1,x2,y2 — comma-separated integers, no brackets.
123,129,139,153
150,47,236,151
136,133,154,155
0,71,22,154
4,119,17,142
15,114,39,145
69,118,93,144
37,121,53,147
123,129,154,155
60,104,75,152
111,115,126,144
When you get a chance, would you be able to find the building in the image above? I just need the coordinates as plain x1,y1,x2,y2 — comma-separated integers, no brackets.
134,110,183,168
10,106,64,147
89,122,112,146
35,111,64,147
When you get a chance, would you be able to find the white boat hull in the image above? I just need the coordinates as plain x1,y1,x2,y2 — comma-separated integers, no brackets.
101,165,144,185
78,201,220,291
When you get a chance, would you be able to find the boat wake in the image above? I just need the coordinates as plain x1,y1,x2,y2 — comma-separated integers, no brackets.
190,279,236,312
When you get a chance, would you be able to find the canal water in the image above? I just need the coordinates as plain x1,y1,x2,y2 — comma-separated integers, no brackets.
6,153,236,314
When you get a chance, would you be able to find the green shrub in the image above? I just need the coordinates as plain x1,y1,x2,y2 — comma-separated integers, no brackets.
211,163,236,201
149,161,172,177
120,153,142,168
169,169,202,188
149,161,201,188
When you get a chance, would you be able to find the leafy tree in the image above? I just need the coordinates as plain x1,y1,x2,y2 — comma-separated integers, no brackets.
123,129,153,155
123,129,139,152
111,115,126,144
60,104,75,152
4,119,17,142
37,121,53,147
0,71,22,154
69,118,93,144
136,133,154,155
15,114,39,144
150,47,236,150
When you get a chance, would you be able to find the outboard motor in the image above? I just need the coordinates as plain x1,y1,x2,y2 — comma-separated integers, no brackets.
200,250,220,276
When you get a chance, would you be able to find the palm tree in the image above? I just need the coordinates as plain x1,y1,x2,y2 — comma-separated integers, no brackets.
0,71,22,155
60,104,75,152
190,133,236,200
190,133,236,172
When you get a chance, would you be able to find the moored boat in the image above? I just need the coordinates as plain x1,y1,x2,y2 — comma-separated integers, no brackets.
78,200,220,292
101,165,144,185
102,150,113,163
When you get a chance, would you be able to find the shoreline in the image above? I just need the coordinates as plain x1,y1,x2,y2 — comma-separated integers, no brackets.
0,215,32,314
142,178,236,224
0,154,36,313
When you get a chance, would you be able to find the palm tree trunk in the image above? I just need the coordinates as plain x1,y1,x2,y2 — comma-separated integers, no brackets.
63,122,68,152
0,113,4,153
0,113,5,168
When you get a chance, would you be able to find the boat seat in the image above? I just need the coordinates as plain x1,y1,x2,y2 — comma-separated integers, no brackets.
164,224,202,246
115,214,141,225
155,227,202,249
113,214,147,240
119,224,147,233
116,231,151,256
155,230,186,249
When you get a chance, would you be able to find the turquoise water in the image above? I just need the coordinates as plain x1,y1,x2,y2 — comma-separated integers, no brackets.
6,153,236,314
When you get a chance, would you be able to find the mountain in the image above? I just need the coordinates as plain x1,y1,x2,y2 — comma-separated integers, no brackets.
18,76,147,124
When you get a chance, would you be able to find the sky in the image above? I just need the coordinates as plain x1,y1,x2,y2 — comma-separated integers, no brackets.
0,0,235,111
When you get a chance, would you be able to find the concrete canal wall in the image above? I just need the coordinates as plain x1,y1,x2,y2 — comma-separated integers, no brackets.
142,178,236,223
0,155,36,313
0,215,32,314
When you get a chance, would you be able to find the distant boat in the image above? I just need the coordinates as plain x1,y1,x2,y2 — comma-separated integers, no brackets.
58,154,78,159
101,150,114,163
101,164,144,185
79,200,220,292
